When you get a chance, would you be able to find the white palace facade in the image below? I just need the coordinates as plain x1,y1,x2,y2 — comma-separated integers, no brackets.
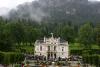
34,33,69,59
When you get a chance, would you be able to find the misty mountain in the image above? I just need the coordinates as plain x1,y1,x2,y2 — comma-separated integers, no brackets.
8,0,100,23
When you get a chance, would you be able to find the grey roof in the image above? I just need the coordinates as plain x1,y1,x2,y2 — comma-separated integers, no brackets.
36,38,67,44
60,39,67,43
36,40,44,43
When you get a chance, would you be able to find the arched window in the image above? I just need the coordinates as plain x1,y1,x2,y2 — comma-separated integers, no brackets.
40,46,42,51
62,47,64,51
48,46,50,51
40,53,41,55
54,46,56,51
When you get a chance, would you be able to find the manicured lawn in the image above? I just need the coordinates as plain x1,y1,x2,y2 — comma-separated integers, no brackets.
69,43,84,50
91,44,100,49
69,43,100,50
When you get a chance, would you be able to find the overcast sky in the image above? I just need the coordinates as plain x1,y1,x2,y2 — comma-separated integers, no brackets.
0,0,100,9
0,0,34,9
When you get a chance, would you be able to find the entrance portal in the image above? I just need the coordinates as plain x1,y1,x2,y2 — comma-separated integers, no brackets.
47,52,56,60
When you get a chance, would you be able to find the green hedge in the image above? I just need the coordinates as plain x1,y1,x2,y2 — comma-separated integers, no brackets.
0,51,25,65
70,49,100,55
82,55,100,67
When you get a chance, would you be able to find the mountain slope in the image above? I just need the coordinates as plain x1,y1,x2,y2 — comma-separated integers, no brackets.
8,0,100,23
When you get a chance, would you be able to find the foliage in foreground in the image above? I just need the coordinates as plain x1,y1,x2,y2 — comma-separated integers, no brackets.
0,52,24,65
83,55,100,67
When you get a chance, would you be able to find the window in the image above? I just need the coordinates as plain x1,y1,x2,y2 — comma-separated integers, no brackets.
48,46,50,51
54,46,56,51
40,53,41,55
40,46,42,51
62,49,63,51
62,47,64,51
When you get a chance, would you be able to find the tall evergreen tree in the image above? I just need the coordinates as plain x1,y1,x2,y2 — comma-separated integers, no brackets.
95,23,100,46
78,22,94,47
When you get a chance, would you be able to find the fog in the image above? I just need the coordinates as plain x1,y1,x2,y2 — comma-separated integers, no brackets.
1,0,100,22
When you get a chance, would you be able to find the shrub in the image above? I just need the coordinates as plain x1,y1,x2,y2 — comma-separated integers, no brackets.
0,52,25,65
82,55,100,67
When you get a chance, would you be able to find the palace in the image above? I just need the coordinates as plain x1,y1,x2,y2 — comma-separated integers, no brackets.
34,33,69,60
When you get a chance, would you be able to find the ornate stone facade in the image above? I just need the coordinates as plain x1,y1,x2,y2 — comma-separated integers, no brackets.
34,33,69,60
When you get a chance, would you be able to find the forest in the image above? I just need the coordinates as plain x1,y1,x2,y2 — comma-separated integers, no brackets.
0,0,100,66
0,16,100,66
